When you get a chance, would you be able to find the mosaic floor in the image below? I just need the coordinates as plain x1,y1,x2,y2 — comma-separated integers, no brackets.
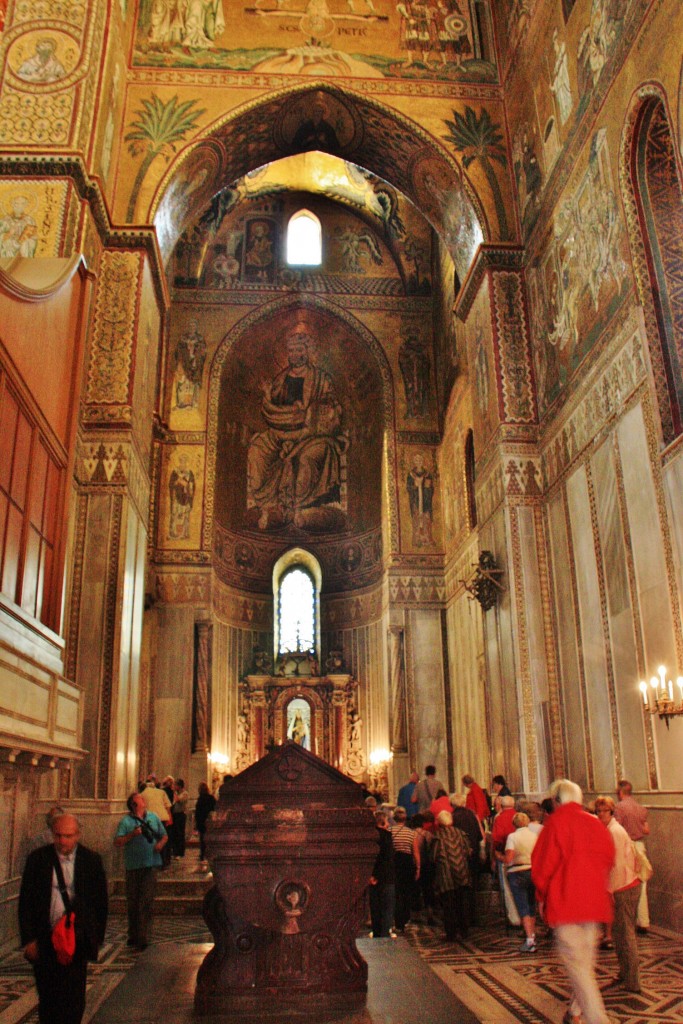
0,910,680,1024
404,914,683,1024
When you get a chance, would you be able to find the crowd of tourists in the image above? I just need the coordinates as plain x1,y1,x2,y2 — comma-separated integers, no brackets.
17,763,651,1024
368,768,652,1024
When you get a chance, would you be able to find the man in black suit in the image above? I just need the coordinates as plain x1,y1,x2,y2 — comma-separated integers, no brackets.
19,813,108,1024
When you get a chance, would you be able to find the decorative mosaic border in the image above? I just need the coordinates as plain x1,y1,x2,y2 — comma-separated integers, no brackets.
128,66,500,101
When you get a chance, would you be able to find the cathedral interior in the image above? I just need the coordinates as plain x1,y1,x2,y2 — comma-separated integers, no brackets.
1,0,683,980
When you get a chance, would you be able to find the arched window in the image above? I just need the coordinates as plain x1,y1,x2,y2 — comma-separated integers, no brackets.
287,210,322,266
279,568,315,653
273,548,322,660
630,97,683,443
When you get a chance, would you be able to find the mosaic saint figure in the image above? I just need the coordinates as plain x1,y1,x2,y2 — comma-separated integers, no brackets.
406,451,434,547
247,323,344,531
0,195,37,258
292,95,341,153
244,220,274,281
550,29,573,125
397,0,441,65
434,0,471,66
17,37,66,82
398,333,430,418
174,318,206,410
168,456,195,539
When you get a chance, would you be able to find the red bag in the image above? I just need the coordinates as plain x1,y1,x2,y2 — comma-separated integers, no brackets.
52,910,76,966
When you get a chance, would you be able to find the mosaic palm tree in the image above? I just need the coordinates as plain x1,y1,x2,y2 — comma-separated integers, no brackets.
125,94,206,222
443,106,511,241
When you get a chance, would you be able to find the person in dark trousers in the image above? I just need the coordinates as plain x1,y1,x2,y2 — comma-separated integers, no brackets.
194,781,216,863
391,806,417,932
369,810,395,938
19,813,108,1024
171,778,188,858
114,792,167,951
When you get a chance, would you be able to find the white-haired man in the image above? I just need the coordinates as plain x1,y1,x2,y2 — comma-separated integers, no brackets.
19,814,108,1024
532,779,615,1024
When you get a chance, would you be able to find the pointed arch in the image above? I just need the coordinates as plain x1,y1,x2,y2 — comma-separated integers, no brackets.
621,85,683,443
149,82,488,275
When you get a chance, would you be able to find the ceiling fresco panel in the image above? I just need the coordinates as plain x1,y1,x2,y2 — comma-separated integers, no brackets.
133,0,498,84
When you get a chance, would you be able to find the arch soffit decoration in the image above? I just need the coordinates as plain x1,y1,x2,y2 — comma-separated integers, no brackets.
203,293,399,557
149,81,488,274
618,81,682,445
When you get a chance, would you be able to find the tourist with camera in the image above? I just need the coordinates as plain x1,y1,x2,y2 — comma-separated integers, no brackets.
114,792,167,951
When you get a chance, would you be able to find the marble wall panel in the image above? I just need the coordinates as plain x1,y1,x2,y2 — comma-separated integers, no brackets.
480,509,522,790
517,505,551,790
212,622,233,769
112,508,146,798
547,490,587,787
153,605,195,780
72,493,113,799
617,405,682,789
566,465,615,790
407,608,447,783
590,439,647,788
646,806,683,934
663,453,683,616
446,586,487,791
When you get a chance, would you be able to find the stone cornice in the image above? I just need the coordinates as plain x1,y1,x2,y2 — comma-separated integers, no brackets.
455,243,526,322
0,154,170,311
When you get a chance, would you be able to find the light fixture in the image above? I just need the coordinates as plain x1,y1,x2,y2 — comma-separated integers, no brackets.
369,748,393,766
460,550,504,611
639,665,683,727
368,749,393,803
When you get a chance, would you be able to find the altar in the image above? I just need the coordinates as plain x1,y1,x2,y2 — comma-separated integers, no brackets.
233,650,367,784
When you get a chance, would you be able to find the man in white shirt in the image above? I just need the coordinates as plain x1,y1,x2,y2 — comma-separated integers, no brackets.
19,814,108,1024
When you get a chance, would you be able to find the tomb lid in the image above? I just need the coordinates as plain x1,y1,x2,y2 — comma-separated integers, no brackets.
219,741,365,809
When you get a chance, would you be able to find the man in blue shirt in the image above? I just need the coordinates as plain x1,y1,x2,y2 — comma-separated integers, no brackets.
396,771,419,819
114,793,167,951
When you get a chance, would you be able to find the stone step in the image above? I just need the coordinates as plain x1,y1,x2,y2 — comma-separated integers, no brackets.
110,861,214,914
109,893,209,916
111,875,213,898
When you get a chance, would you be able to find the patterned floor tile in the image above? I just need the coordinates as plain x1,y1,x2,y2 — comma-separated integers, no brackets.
405,916,683,1023
0,912,679,1024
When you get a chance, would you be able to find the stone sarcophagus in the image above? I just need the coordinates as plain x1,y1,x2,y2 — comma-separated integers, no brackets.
195,742,378,1017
